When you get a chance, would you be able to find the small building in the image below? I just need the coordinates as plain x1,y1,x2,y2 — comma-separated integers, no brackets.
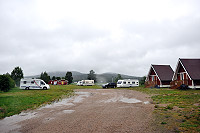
171,58,200,89
145,64,174,88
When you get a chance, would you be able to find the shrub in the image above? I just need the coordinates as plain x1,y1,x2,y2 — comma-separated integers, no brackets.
0,75,15,92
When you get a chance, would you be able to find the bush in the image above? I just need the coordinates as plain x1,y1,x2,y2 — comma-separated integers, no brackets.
0,75,15,92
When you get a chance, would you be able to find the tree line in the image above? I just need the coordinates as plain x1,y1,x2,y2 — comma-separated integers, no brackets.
0,66,146,92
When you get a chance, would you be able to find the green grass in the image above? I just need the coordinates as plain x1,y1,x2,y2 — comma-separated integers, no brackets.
126,87,200,133
0,85,101,119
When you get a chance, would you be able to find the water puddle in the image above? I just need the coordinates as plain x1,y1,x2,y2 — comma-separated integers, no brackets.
73,92,91,103
102,96,143,104
0,111,38,133
119,98,142,103
143,101,150,104
39,98,74,109
62,110,75,114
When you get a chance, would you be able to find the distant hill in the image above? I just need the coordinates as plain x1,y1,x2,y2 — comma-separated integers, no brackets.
25,71,142,83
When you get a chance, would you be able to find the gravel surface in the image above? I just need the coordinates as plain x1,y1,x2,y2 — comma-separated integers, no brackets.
0,89,160,133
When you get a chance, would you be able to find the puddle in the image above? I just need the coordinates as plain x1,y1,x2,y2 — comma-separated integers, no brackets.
102,96,142,104
75,92,90,95
73,92,91,103
62,110,75,114
143,101,150,104
118,106,140,109
119,98,142,103
39,97,74,109
0,111,38,133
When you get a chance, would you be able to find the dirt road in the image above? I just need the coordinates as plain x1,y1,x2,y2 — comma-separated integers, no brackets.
0,89,157,133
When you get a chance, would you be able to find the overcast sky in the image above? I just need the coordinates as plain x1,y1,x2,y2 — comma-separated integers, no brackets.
0,0,200,76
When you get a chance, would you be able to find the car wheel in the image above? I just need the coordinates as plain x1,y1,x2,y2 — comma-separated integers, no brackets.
25,87,29,90
43,87,47,90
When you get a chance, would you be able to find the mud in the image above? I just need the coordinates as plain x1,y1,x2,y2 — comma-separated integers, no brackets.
0,89,157,133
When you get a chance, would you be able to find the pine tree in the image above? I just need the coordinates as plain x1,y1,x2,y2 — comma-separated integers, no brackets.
65,72,73,84
11,66,24,87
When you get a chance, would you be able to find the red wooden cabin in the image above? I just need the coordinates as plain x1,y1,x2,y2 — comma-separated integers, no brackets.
57,80,68,85
171,58,200,89
145,65,174,88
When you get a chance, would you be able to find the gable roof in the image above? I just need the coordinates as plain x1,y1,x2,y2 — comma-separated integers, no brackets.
151,65,174,81
180,58,200,80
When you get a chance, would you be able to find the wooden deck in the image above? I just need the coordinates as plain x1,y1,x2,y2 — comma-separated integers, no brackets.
170,79,188,89
145,81,156,88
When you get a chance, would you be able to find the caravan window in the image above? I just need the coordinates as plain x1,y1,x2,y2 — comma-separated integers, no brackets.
123,81,126,84
128,82,130,84
31,81,34,84
132,81,135,84
23,81,27,84
117,81,122,84
41,81,45,85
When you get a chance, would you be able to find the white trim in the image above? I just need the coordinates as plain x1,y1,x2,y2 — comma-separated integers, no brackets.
172,59,180,80
179,59,192,80
146,65,153,81
172,58,192,81
151,65,162,86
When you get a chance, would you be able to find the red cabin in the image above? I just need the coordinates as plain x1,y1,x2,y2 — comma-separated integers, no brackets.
171,58,200,89
56,80,68,85
145,65,174,88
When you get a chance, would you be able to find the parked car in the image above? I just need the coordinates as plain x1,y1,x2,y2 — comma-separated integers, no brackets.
102,83,117,88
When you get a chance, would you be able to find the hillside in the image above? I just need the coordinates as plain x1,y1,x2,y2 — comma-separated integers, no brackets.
25,71,142,83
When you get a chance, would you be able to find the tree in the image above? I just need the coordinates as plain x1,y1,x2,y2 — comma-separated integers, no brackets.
115,74,123,83
65,72,73,84
140,76,146,86
87,70,96,82
56,77,61,80
11,66,24,87
52,76,56,80
40,71,50,83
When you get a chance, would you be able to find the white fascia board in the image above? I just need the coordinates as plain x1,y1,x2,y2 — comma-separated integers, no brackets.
179,59,192,80
151,65,162,85
172,59,180,81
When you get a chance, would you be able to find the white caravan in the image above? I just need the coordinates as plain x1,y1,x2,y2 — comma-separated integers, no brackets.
117,79,139,88
20,79,50,90
77,80,95,86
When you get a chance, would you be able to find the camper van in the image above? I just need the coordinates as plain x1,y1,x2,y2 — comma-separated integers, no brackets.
117,79,139,88
20,79,50,90
77,80,95,86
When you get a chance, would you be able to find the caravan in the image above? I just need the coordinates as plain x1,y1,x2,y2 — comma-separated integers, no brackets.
117,79,139,88
20,79,50,90
77,80,95,86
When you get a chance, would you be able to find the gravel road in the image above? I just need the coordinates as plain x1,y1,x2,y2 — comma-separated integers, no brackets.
0,89,158,133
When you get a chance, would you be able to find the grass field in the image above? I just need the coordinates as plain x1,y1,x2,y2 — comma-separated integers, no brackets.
128,87,200,133
0,85,101,119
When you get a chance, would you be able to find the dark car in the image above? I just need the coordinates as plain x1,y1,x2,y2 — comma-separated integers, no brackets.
102,83,117,88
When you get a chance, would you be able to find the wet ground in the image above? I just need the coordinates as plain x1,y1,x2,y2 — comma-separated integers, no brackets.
0,89,156,133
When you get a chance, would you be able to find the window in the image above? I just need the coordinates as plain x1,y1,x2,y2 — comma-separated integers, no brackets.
117,81,122,84
123,82,126,84
23,81,27,84
41,81,45,85
128,82,130,84
180,73,184,80
132,82,135,84
31,81,34,84
152,76,154,81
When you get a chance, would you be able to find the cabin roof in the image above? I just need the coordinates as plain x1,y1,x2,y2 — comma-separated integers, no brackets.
180,58,200,80
152,65,174,81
